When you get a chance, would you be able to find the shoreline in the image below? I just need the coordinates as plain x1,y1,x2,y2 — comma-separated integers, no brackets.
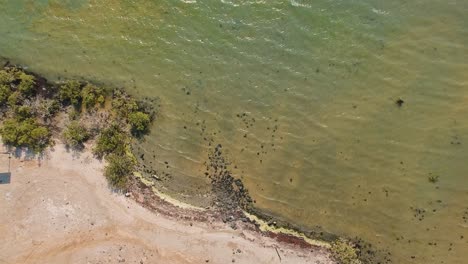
0,142,335,264
130,165,331,250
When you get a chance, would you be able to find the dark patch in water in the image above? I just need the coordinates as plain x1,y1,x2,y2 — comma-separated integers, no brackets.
395,98,404,107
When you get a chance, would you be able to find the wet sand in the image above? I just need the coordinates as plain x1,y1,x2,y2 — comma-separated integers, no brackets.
0,143,334,264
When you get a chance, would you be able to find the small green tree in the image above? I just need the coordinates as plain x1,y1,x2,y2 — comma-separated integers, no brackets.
0,118,52,153
0,84,11,105
63,121,90,149
7,91,22,108
81,83,106,109
0,118,21,146
15,105,33,120
0,69,15,84
93,124,127,158
29,126,52,153
17,71,36,96
58,80,82,106
104,153,134,188
128,111,150,135
111,89,138,119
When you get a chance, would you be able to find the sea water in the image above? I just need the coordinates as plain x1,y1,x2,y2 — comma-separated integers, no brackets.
1,1,467,263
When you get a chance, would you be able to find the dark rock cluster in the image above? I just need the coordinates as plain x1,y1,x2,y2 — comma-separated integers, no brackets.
205,143,253,213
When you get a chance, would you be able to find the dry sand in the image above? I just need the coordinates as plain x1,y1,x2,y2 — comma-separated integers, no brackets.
0,143,334,264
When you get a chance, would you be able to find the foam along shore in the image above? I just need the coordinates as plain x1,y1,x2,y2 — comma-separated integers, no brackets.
0,142,335,264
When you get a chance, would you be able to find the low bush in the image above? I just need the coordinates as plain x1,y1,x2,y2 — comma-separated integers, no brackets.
7,91,22,108
330,238,361,264
93,124,127,158
58,80,82,106
0,84,11,106
81,83,106,109
111,89,138,119
128,111,150,135
15,105,33,120
0,117,52,153
136,98,157,121
17,71,36,96
104,153,134,189
0,68,16,85
63,121,90,149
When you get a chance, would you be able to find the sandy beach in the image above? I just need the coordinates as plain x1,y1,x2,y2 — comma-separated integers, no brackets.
0,143,334,264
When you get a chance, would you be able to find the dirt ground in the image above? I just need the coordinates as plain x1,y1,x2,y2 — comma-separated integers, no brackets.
0,143,334,264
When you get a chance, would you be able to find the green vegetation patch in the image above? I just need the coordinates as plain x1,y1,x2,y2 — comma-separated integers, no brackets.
0,68,36,96
0,65,157,190
128,111,151,135
63,121,90,150
17,71,36,96
81,83,106,109
0,84,12,105
93,124,127,158
58,80,82,106
7,91,22,108
0,69,16,84
330,238,362,264
0,117,52,153
111,88,139,119
104,153,135,189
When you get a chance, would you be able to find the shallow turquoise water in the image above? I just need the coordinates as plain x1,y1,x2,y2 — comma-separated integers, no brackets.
1,1,467,263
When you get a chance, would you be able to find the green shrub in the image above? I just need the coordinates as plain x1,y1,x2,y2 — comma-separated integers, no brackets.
0,119,20,146
17,71,36,96
93,124,127,158
128,111,150,134
104,153,134,189
81,83,106,109
15,105,33,120
136,98,157,120
29,126,52,153
0,68,16,85
58,80,82,106
111,89,138,118
63,121,90,149
0,118,52,153
7,91,22,108
330,238,361,264
36,99,60,121
0,84,11,105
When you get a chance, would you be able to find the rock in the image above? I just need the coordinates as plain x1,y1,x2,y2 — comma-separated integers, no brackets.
395,98,404,107
125,192,131,197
